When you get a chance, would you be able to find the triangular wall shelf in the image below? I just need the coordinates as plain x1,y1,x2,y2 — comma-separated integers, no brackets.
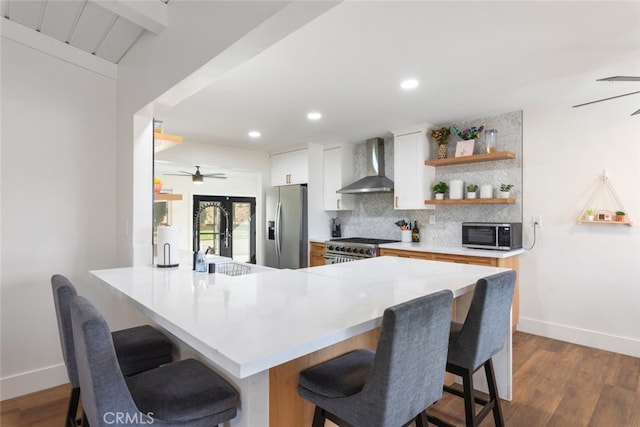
577,171,632,226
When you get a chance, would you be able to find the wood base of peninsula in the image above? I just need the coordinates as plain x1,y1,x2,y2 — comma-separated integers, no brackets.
269,329,380,427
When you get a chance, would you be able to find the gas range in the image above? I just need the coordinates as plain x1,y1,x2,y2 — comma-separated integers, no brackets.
324,237,399,263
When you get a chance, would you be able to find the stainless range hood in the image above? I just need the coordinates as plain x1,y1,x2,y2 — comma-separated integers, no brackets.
337,138,394,194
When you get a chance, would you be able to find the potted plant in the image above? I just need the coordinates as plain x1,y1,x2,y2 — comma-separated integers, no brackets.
615,210,626,222
466,184,478,199
433,181,449,200
430,127,451,159
585,208,595,221
499,183,513,198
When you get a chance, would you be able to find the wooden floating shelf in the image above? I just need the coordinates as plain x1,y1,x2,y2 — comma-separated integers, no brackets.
425,151,516,166
154,193,183,201
577,219,632,226
425,198,515,205
154,131,184,153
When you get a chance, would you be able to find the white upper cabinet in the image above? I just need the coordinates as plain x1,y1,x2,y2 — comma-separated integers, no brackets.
270,148,309,186
393,127,435,210
323,145,354,211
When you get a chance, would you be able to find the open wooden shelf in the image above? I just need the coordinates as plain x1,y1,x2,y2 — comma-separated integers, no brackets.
425,197,515,205
425,151,516,166
154,131,184,153
577,219,632,226
154,193,183,201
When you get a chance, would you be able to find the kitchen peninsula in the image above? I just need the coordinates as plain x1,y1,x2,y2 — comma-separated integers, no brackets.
91,257,513,427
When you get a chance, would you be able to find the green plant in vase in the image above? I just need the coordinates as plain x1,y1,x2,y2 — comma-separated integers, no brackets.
433,181,449,200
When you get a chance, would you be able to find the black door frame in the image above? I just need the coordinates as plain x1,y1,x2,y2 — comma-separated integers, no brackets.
193,195,256,264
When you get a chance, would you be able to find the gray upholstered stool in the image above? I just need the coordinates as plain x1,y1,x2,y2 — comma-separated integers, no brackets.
52,274,173,427
428,270,516,427
70,295,238,427
298,290,453,427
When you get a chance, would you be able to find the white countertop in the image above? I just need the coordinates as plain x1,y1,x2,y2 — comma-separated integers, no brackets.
379,242,524,258
91,257,509,379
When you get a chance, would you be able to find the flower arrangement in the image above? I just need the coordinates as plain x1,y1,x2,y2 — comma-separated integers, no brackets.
453,124,485,140
430,127,451,145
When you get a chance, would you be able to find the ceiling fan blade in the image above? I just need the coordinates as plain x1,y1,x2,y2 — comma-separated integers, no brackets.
202,173,226,177
573,91,640,108
632,108,640,116
163,172,191,176
597,76,640,82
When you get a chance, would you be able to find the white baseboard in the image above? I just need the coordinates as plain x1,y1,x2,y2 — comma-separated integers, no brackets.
518,317,640,358
0,363,69,401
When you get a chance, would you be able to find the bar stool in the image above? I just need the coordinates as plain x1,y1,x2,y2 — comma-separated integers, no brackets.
428,270,516,427
298,290,453,427
70,295,238,427
51,274,173,427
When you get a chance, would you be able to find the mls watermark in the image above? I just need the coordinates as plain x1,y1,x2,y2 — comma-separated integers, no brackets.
103,412,155,424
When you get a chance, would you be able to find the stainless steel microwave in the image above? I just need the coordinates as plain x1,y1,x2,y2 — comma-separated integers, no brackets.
462,222,522,251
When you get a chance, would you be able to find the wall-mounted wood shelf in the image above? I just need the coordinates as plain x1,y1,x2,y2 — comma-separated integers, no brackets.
576,219,632,226
576,171,633,226
154,131,183,153
155,193,183,201
425,151,516,166
425,198,515,205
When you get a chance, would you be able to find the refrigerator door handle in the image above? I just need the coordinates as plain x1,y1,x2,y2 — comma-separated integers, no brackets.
275,201,282,257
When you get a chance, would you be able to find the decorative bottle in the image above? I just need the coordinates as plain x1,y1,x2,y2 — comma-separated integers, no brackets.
411,221,420,243
195,250,207,272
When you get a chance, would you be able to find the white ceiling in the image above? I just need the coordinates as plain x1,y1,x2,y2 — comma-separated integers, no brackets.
1,0,166,64
157,1,640,153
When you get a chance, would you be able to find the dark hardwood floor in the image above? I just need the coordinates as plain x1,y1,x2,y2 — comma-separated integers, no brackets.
1,332,638,426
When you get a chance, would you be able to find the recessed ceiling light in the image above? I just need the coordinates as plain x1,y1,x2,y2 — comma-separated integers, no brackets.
248,131,261,138
307,112,322,121
400,79,419,90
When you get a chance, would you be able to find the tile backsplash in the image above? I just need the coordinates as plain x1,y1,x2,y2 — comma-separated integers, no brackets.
335,110,523,246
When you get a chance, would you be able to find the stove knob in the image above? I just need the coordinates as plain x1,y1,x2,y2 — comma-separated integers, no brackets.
337,246,344,252
346,247,353,253
366,249,374,256
327,245,334,250
358,248,365,254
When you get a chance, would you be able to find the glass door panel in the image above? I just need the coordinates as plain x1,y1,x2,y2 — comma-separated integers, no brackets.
193,196,256,263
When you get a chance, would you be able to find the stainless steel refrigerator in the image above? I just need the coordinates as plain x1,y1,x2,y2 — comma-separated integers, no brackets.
265,185,308,269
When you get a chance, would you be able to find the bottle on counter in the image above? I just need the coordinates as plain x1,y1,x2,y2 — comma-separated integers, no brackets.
412,220,420,242
195,250,207,272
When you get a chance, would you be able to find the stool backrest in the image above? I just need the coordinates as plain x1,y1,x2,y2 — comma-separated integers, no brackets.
70,295,147,427
51,274,80,388
363,289,453,424
448,270,516,370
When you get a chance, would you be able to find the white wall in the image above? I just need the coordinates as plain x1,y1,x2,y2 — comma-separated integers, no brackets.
520,61,640,357
0,38,122,399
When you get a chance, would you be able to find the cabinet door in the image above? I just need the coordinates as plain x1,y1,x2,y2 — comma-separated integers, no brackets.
323,147,354,211
309,242,326,267
270,149,308,186
393,131,434,210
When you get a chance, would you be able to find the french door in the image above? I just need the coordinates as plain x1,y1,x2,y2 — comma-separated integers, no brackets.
193,196,256,263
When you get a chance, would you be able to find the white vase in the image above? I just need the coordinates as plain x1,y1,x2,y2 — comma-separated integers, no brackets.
467,192,477,199
435,193,444,200
498,191,510,198
449,180,464,199
480,184,493,199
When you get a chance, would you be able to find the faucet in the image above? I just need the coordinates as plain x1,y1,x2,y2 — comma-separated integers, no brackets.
193,202,230,269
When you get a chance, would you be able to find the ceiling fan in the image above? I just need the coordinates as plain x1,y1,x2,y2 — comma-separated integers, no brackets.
164,166,227,184
573,76,640,116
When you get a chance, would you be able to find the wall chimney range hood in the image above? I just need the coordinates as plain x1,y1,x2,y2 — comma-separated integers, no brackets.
337,138,394,194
